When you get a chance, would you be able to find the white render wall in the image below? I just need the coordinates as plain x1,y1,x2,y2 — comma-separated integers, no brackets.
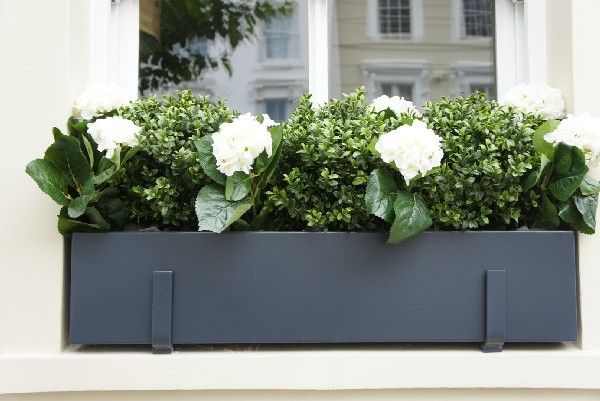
1,0,600,398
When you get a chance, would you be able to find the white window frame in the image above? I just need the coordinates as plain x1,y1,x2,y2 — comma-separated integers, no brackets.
361,60,430,106
452,61,495,97
92,0,546,104
259,1,302,64
452,0,495,42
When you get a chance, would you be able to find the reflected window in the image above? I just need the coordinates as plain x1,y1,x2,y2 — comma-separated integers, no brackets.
263,10,299,60
265,98,289,122
378,0,411,36
462,0,493,37
380,82,413,99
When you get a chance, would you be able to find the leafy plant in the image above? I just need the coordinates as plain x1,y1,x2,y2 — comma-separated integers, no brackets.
115,91,236,230
194,119,284,232
417,93,544,230
525,120,598,233
139,0,292,93
25,122,132,234
265,89,392,231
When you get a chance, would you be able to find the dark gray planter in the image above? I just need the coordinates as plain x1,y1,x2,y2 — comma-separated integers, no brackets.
69,231,578,353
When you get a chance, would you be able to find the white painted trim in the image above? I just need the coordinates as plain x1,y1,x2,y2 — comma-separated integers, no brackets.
308,0,329,104
524,0,548,83
5,346,600,394
361,60,430,106
495,0,524,97
89,0,139,98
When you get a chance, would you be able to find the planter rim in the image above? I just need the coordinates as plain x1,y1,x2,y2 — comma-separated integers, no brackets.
71,230,575,235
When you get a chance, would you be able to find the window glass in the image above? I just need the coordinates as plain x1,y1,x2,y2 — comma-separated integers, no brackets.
330,0,496,105
138,0,308,121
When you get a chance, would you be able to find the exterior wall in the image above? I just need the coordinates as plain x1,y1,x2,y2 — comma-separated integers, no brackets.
1,0,600,399
331,0,494,103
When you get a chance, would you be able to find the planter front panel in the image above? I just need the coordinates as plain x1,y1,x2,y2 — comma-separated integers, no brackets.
69,231,577,345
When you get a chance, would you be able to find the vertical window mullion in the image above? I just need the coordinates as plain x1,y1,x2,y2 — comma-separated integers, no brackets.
308,0,329,103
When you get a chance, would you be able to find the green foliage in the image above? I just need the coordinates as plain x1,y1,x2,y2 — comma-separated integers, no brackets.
526,125,598,234
416,93,544,230
265,89,390,231
26,127,129,235
195,123,284,232
388,192,432,243
139,0,292,93
116,90,236,230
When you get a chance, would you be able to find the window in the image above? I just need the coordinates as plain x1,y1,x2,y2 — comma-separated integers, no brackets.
100,0,543,105
137,0,308,119
263,9,300,60
380,83,413,99
265,98,289,122
378,0,411,36
462,0,493,38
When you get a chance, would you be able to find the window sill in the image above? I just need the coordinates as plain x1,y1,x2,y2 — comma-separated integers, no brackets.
2,344,600,394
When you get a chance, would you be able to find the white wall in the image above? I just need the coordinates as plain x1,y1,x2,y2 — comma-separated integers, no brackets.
1,0,600,399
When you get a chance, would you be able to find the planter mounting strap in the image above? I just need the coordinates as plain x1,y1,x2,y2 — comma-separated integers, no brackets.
482,269,506,353
152,270,174,354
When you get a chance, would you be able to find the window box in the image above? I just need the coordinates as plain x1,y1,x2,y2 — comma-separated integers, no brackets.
69,231,577,354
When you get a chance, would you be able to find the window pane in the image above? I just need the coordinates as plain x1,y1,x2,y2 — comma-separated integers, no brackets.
330,0,496,105
139,0,308,122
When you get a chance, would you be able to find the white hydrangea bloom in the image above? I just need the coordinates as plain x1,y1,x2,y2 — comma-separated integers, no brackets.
375,120,444,184
501,82,565,120
87,116,141,158
370,95,421,117
73,83,130,121
545,114,600,167
212,113,273,176
260,114,278,127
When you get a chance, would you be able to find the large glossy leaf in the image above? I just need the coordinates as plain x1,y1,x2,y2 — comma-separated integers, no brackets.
93,156,118,185
581,176,600,196
549,174,586,202
255,125,284,189
44,128,91,190
225,172,251,201
365,168,398,224
574,194,598,232
533,119,560,158
67,195,92,218
195,184,252,233
522,154,550,191
194,136,226,185
558,201,595,234
533,194,559,229
25,159,71,205
554,144,587,177
57,207,104,235
388,192,432,244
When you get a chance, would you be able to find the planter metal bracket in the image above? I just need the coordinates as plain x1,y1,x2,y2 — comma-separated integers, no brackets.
152,270,174,354
482,269,506,353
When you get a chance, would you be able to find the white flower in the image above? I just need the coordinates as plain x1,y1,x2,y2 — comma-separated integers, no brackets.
73,83,130,121
370,95,421,117
545,114,600,167
375,120,444,184
212,113,273,176
87,117,141,158
501,82,565,120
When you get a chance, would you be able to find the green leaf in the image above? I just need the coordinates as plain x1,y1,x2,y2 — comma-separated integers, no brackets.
549,174,586,202
581,176,600,196
574,194,597,232
44,129,91,190
67,117,88,136
122,146,140,164
388,192,432,244
57,207,104,235
533,194,560,229
25,159,71,205
85,206,111,230
554,144,586,177
195,184,252,233
559,201,595,234
194,136,226,185
365,168,398,224
522,154,550,191
93,157,118,185
533,120,560,158
67,195,92,218
225,172,251,201
255,125,283,173
368,137,381,157
82,135,94,167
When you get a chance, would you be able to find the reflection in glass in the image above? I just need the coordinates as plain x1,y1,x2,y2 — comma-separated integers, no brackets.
330,0,496,105
139,0,308,121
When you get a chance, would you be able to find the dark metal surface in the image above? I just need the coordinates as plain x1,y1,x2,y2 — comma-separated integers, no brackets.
482,270,506,352
152,271,173,354
69,231,578,346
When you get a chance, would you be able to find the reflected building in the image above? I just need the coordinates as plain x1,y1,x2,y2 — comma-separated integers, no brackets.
330,0,495,106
